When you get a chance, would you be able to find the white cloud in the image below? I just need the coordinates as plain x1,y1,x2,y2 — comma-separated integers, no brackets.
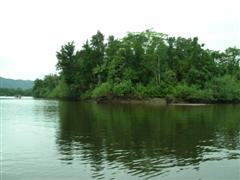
0,0,239,80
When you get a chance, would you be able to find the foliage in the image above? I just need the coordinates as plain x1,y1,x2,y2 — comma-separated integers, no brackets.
91,82,111,98
47,78,70,98
32,74,59,98
207,75,240,102
133,83,148,97
173,84,214,102
112,80,133,96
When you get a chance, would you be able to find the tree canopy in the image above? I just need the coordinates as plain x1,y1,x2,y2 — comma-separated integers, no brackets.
33,30,240,103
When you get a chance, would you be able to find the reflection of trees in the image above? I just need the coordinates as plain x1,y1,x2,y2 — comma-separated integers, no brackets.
33,100,59,121
56,102,240,179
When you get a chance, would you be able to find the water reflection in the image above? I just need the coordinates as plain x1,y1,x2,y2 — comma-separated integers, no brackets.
55,102,240,179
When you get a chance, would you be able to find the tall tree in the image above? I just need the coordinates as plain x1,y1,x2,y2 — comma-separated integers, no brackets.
56,41,76,84
90,31,105,84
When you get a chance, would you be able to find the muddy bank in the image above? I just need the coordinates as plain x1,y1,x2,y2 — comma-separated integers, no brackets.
96,97,167,105
168,103,207,106
94,96,212,106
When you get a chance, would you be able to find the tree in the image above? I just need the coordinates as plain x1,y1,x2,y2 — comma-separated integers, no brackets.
56,41,76,84
90,31,105,84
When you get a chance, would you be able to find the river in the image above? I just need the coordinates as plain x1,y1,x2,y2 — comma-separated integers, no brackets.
1,97,240,179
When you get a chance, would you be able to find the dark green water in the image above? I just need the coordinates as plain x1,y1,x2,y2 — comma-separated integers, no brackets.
1,97,240,179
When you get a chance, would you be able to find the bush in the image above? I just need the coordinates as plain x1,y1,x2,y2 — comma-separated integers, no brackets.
207,75,240,102
133,83,148,97
47,78,70,98
173,84,213,102
133,82,175,98
145,84,161,97
91,82,111,98
112,80,133,96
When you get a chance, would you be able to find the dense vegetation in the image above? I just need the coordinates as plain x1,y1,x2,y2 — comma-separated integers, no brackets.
33,30,240,103
0,88,32,96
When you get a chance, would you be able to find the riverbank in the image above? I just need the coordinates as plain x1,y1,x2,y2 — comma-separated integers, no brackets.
93,95,240,105
94,96,212,106
96,97,167,105
33,95,240,105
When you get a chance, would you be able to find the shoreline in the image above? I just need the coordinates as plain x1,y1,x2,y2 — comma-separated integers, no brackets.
29,96,240,105
95,97,210,106
95,96,240,106
168,103,207,106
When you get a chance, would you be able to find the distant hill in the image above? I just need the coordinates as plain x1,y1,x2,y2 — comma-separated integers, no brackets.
0,77,34,89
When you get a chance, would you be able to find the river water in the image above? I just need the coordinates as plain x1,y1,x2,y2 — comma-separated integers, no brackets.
1,97,240,179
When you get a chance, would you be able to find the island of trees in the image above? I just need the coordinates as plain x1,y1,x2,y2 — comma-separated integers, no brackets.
32,30,240,103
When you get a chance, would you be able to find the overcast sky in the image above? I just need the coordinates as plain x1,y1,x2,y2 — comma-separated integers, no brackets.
0,0,239,80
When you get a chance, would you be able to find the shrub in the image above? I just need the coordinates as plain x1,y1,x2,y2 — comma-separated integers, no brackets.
173,84,213,102
47,78,70,98
145,84,160,97
91,82,111,98
207,75,240,102
133,83,148,97
133,83,174,98
112,80,133,96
